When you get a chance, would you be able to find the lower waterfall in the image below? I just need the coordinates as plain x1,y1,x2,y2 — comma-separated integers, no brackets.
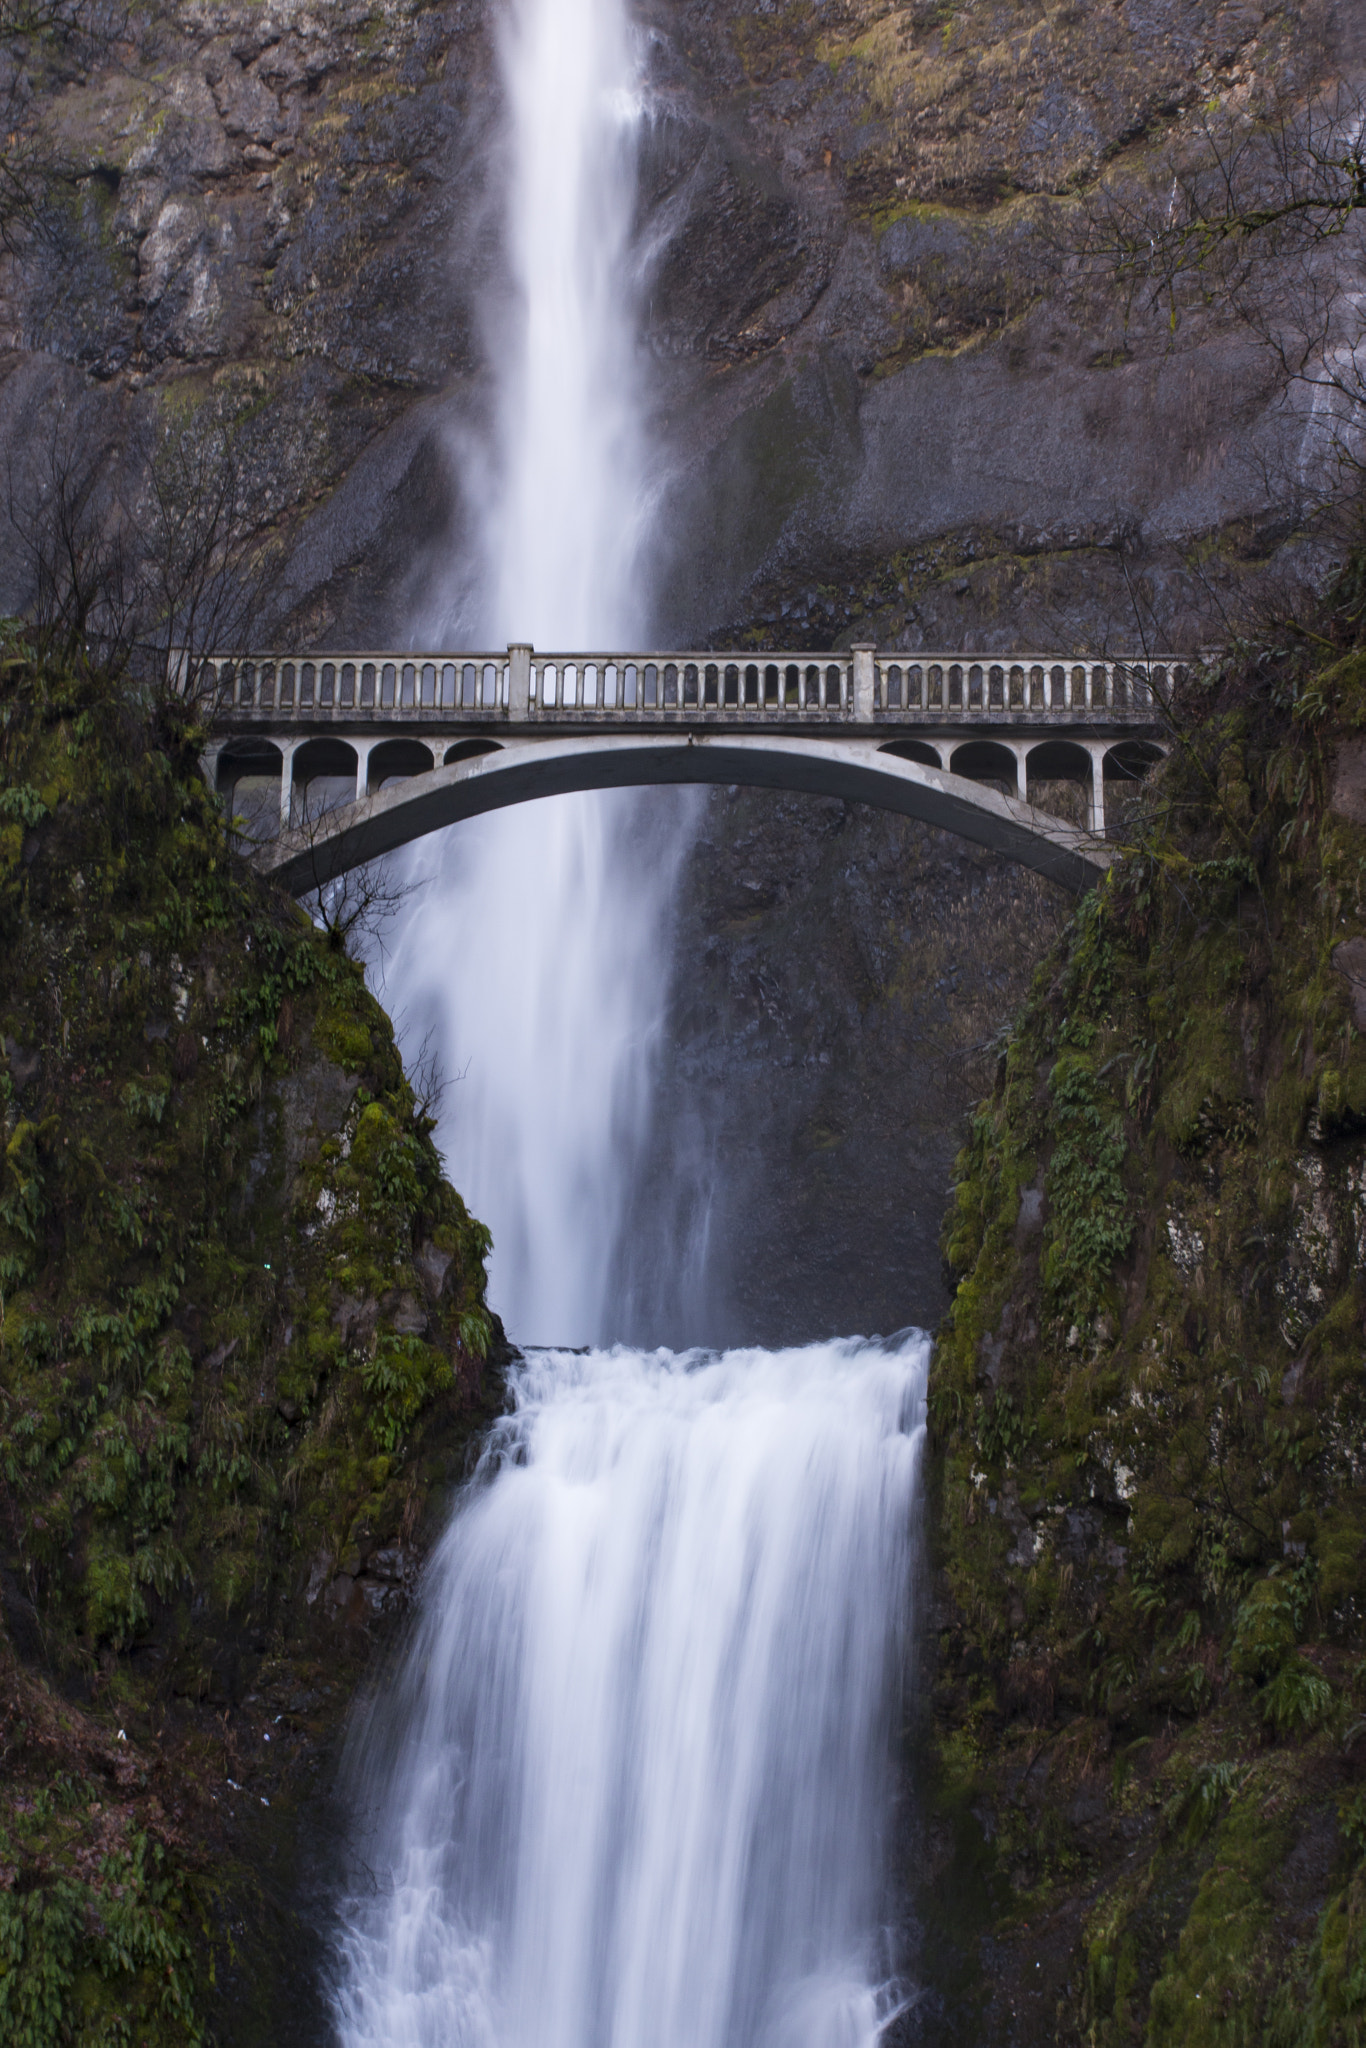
330,1332,928,2048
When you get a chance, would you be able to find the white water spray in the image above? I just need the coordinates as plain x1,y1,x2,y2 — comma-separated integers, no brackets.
334,0,923,2033
387,0,692,1345
331,1332,927,2047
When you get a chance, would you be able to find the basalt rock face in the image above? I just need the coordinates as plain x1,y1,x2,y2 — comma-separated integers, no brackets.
0,646,502,2043
912,621,1366,2048
614,786,1071,1349
1,0,1363,648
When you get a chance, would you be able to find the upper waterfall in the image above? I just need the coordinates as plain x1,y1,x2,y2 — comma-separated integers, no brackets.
384,0,699,1347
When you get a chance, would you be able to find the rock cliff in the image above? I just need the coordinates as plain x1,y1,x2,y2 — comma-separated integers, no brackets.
913,581,1366,2046
2,0,1362,646
0,639,501,2042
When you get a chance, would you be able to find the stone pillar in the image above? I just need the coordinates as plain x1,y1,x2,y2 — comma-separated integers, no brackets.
852,643,876,722
1087,742,1107,835
508,643,533,722
277,738,298,831
1007,741,1029,801
352,738,375,802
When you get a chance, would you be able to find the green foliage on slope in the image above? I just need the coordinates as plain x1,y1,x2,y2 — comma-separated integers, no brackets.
928,575,1366,2043
0,632,496,2042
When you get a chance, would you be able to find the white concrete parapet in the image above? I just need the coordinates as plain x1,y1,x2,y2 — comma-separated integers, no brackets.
194,646,1185,724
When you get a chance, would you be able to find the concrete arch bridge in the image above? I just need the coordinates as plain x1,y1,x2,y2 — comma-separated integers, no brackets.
201,643,1179,896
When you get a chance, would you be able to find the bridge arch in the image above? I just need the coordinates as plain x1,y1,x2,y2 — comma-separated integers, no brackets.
444,738,503,768
256,732,1114,897
1105,738,1166,780
368,738,436,792
950,738,1020,796
879,738,942,770
217,739,283,843
292,736,359,820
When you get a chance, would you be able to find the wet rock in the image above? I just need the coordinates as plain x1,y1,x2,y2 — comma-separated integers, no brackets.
3,1038,40,1087
387,1290,429,1337
415,1239,454,1297
1332,936,1366,1030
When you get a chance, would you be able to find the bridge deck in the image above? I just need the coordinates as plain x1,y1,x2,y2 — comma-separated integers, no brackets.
199,646,1178,894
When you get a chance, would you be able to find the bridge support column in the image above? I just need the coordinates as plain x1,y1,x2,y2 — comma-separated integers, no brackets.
278,738,300,831
1086,742,1107,836
1006,741,1028,800
508,643,532,722
852,643,876,722
352,738,377,801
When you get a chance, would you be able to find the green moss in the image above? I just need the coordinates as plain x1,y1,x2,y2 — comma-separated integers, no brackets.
925,603,1366,2036
0,635,499,2038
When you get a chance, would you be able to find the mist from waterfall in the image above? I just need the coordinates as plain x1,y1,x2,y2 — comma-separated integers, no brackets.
331,1332,927,2048
383,0,700,1346
331,0,923,2034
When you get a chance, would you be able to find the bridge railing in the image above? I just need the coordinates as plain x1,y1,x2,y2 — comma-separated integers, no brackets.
197,647,1184,723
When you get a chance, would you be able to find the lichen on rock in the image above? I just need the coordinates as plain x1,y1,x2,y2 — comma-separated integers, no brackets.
0,631,502,2041
918,570,1366,2042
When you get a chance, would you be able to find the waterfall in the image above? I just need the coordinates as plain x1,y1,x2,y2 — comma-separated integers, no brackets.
332,0,927,2032
331,1332,927,2047
385,0,697,1345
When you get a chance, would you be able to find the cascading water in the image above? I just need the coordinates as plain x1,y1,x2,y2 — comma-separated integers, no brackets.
332,1333,927,2047
385,0,698,1345
332,0,928,2030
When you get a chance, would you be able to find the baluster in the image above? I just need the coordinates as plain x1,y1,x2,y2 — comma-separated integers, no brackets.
1070,665,1084,709
341,662,356,708
381,663,395,707
361,663,375,708
280,662,295,708
320,663,335,707
301,663,315,707
988,664,1003,708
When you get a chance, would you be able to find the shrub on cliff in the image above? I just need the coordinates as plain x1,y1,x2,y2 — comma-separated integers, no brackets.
927,564,1366,2043
0,628,498,2042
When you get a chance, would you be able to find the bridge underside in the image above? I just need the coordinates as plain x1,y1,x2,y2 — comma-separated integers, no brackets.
247,733,1118,894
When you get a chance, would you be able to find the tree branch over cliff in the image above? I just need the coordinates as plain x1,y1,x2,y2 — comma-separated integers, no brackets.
1073,81,1366,513
6,398,278,701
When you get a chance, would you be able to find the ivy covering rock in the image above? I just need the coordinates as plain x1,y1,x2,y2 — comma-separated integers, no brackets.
922,566,1366,2045
0,634,501,2043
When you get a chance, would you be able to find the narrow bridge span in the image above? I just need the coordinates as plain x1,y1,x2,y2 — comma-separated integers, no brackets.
202,643,1180,894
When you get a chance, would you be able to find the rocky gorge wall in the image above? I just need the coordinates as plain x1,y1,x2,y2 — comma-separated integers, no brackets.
2,0,1363,650
910,603,1366,2047
614,784,1070,1349
0,643,504,2043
